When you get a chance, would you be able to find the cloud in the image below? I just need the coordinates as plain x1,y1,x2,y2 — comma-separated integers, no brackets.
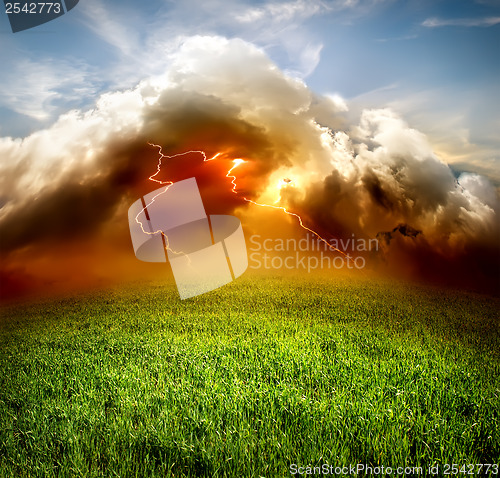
0,59,98,121
0,0,395,133
422,16,500,28
78,0,142,57
0,36,498,297
376,34,417,43
234,0,324,23
312,108,498,247
458,173,498,210
349,85,500,188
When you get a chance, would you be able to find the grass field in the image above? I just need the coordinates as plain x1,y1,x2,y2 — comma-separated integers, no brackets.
0,275,499,477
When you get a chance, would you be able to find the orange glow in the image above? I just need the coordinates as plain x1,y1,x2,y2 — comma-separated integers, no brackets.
138,143,346,258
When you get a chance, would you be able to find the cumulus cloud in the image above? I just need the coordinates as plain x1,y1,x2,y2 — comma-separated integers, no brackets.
301,109,498,246
458,173,499,210
0,36,498,296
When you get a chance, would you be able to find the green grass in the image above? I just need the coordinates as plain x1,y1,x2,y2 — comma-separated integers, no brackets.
0,275,499,477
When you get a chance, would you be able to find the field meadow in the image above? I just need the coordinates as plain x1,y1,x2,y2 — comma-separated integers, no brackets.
0,274,499,477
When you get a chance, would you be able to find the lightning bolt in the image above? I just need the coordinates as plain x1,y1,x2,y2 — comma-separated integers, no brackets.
225,159,348,258
135,144,221,257
137,143,347,259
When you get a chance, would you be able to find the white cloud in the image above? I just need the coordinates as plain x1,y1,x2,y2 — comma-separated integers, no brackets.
458,173,498,209
422,16,500,28
0,59,98,121
325,94,349,112
78,0,141,56
0,84,146,209
376,34,417,42
234,0,324,23
0,0,396,131
349,85,500,187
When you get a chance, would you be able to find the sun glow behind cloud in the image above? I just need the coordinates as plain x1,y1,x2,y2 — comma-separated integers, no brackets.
0,36,498,299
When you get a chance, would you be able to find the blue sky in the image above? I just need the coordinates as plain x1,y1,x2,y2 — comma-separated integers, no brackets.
0,0,499,181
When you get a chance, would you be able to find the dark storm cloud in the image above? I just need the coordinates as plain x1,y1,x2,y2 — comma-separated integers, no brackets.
0,36,498,292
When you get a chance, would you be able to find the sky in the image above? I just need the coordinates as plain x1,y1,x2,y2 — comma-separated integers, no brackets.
0,0,499,299
0,0,498,180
